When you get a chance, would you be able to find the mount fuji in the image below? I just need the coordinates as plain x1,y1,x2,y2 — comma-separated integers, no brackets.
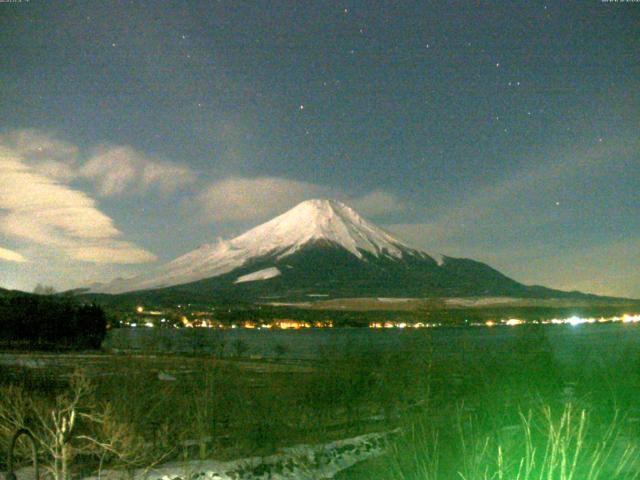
88,199,596,301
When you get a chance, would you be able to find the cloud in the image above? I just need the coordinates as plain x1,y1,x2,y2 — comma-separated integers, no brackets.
65,242,158,264
194,176,407,223
0,129,79,161
350,190,406,217
0,148,156,264
477,237,640,299
195,176,328,222
0,129,80,181
0,130,195,197
380,140,640,297
80,145,195,196
0,246,27,263
387,139,635,246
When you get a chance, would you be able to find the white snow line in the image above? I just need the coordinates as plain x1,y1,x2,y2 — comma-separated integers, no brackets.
81,429,399,480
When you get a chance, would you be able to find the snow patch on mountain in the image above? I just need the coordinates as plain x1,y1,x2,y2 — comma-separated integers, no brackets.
445,296,521,307
90,199,443,294
234,267,281,284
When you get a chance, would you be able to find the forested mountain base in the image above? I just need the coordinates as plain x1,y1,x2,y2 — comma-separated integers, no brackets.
0,291,107,350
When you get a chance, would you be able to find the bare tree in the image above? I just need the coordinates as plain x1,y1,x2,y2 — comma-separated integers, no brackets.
0,370,157,480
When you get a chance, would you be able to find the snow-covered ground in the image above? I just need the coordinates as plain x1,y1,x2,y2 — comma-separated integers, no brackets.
4,430,396,480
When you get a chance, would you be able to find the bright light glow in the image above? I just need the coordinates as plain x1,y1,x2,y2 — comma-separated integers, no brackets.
505,318,523,326
567,316,584,326
136,306,143,313
274,320,312,329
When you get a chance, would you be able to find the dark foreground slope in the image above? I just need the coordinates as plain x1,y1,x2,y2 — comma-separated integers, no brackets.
80,241,622,305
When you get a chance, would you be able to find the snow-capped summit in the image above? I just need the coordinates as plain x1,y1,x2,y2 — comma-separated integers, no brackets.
92,199,443,294
232,198,411,260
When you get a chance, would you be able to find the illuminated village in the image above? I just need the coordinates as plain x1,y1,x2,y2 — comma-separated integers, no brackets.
122,305,640,330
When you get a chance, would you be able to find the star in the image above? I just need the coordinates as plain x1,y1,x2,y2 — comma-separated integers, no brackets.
111,43,117,47
496,62,500,68
299,104,304,110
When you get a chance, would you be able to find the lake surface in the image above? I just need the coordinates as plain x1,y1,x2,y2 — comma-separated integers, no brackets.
104,323,640,369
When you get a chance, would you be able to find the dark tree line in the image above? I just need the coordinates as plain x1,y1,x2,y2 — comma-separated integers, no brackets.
0,293,107,349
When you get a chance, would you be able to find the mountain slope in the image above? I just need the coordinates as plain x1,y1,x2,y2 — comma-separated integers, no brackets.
88,199,607,301
91,199,443,294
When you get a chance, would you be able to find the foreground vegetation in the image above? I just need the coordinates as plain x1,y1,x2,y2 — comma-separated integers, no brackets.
1,325,640,479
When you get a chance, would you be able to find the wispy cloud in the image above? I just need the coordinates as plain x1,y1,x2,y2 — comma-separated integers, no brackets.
80,145,196,196
195,176,327,222
491,237,640,298
0,246,26,263
387,139,635,246
194,176,406,223
0,148,156,264
350,190,406,217
0,130,196,197
0,129,80,181
384,139,640,296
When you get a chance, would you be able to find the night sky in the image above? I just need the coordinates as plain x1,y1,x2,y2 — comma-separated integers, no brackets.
0,1,638,297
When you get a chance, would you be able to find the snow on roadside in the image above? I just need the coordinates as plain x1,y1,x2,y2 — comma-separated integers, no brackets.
78,430,396,480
